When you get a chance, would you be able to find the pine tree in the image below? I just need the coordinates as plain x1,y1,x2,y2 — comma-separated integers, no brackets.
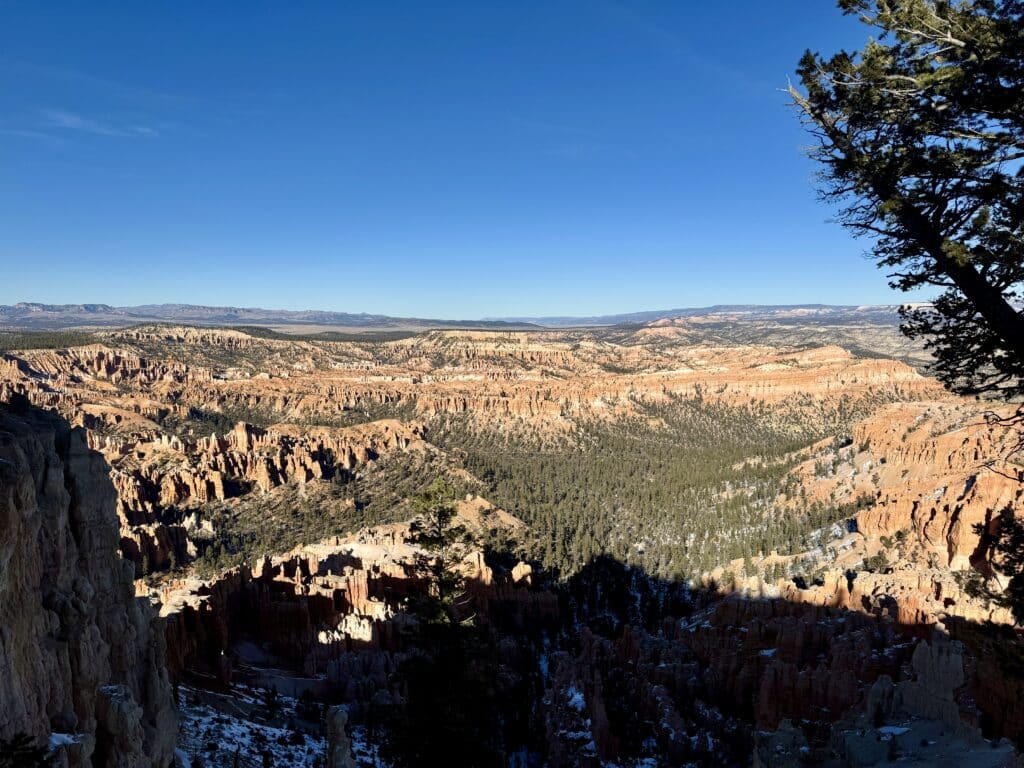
790,0,1024,399
792,0,1024,622
408,477,466,617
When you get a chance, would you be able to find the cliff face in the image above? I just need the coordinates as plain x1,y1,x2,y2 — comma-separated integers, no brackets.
0,399,176,766
157,513,553,684
850,403,1024,571
3,325,1019,764
0,330,946,584
95,418,426,575
782,400,1024,581
2,331,941,441
103,418,425,516
538,574,1023,767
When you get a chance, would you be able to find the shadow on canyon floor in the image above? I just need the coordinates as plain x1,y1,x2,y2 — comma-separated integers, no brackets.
165,540,1024,767
5,396,1022,767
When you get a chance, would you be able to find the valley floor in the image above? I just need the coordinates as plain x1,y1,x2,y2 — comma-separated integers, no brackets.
0,322,1021,766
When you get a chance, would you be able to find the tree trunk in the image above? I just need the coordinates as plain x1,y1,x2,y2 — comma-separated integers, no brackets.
897,201,1024,359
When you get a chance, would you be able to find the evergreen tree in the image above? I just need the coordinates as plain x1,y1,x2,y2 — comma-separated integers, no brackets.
790,0,1024,398
408,477,466,613
793,0,1024,620
380,477,537,767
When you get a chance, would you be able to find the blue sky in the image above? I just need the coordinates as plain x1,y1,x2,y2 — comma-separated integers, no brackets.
0,2,905,318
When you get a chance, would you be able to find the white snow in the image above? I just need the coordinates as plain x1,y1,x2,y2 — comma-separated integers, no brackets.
566,686,586,712
349,724,389,767
176,684,326,768
48,733,80,749
879,725,910,741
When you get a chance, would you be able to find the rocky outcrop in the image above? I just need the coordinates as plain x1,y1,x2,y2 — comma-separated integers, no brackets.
851,404,1023,570
785,401,1024,573
159,531,417,673
105,419,424,518
0,330,950,586
325,706,357,768
705,564,1015,629
0,398,176,766
155,518,554,721
551,598,1020,766
13,345,202,386
1,331,942,444
541,551,1024,767
86,418,424,575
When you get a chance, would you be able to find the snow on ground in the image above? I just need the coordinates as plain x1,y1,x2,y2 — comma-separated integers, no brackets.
349,725,390,767
48,733,81,749
565,686,586,712
176,684,325,768
877,725,910,740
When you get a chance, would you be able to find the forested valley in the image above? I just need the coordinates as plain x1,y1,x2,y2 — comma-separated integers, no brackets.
432,392,885,580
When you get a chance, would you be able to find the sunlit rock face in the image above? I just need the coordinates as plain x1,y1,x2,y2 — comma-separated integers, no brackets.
3,322,1023,764
156,511,552,682
0,399,176,767
0,325,945,586
784,399,1024,586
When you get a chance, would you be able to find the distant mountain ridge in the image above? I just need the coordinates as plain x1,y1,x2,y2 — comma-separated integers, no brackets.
0,301,906,331
0,302,540,331
492,304,906,326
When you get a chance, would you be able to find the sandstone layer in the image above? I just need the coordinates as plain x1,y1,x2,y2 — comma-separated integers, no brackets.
1,323,1020,766
0,398,176,767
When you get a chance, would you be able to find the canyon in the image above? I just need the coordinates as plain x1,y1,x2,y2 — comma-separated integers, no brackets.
0,317,1022,766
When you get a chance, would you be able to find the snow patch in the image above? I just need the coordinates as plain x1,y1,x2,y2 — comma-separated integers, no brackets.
566,686,586,712
176,684,326,768
879,725,910,741
48,733,79,749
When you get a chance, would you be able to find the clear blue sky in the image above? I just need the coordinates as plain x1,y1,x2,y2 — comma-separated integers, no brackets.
0,2,906,318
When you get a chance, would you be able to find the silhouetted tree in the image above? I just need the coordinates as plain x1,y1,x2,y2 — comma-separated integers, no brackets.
792,0,1024,620
790,0,1024,399
380,624,506,768
258,686,281,722
380,477,537,767
973,510,1024,623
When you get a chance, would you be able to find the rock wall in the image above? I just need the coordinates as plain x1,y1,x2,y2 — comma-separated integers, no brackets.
0,398,176,766
157,522,555,694
91,418,424,576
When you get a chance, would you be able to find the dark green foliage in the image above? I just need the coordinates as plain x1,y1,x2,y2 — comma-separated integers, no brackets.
863,551,890,573
156,404,280,437
0,733,51,768
377,481,545,766
408,477,466,610
257,687,281,723
970,511,1024,623
229,326,417,343
191,451,471,576
380,625,515,768
0,331,97,352
433,395,877,579
796,1,1024,624
791,0,1024,399
557,557,755,763
295,691,324,725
